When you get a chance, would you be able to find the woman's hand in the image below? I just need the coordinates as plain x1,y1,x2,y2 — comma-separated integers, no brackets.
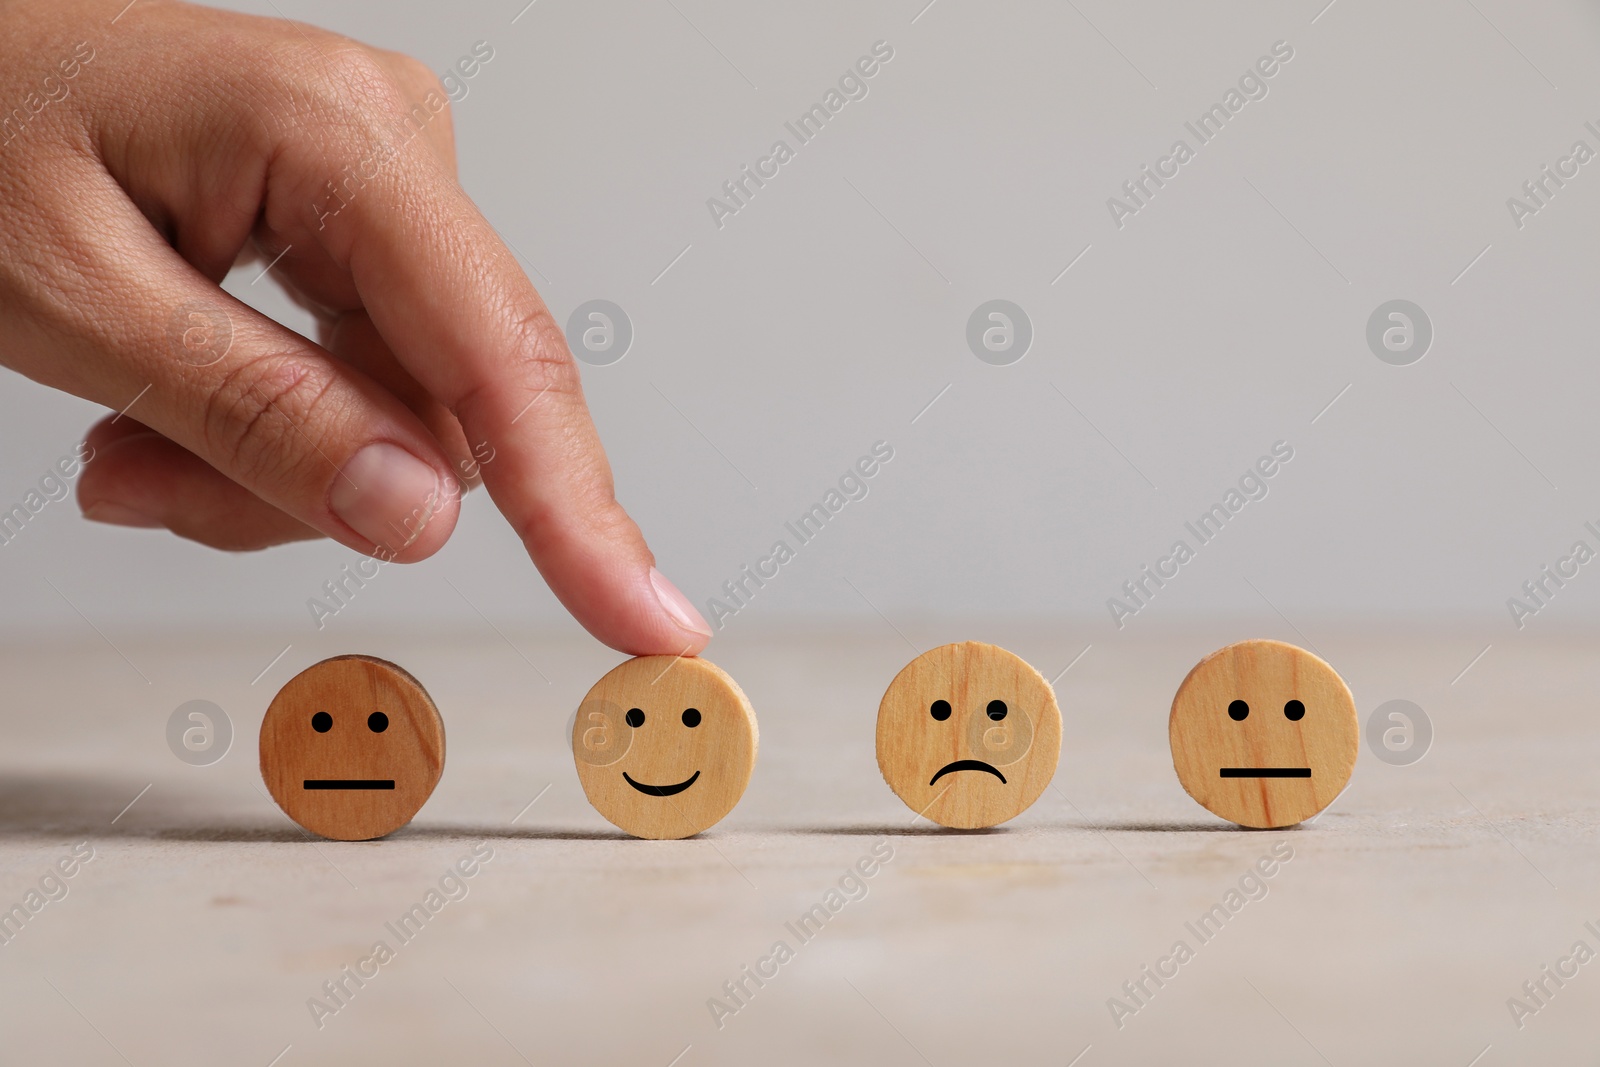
0,0,711,654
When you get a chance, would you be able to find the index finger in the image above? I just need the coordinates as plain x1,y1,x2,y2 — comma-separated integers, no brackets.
306,102,710,656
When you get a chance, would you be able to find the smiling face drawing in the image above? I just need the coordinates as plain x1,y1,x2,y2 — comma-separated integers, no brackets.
571,657,757,840
876,642,1061,829
260,655,445,841
1169,639,1358,829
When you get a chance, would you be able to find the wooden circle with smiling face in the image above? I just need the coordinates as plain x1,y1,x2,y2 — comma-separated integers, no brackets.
260,655,445,841
876,642,1061,829
571,656,758,840
1169,639,1358,829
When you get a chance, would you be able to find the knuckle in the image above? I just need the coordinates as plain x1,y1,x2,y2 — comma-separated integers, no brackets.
387,52,448,102
453,308,584,428
518,308,583,396
258,42,457,195
275,48,408,141
204,354,337,485
310,47,404,112
580,488,638,544
301,48,454,170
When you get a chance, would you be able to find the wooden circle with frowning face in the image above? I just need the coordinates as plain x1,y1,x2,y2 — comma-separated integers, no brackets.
876,642,1061,829
260,655,444,841
571,656,758,840
1169,639,1358,829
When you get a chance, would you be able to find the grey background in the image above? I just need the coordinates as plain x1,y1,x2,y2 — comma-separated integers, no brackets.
2,8,1598,1064
4,0,1599,649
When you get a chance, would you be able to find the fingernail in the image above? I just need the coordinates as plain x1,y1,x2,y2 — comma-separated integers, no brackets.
650,567,712,638
83,501,162,528
330,443,442,554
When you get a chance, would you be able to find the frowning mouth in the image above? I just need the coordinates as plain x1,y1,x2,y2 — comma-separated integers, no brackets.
304,780,395,789
929,759,1006,786
623,770,701,797
1220,768,1310,778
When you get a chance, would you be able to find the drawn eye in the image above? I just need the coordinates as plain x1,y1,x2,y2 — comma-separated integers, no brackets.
682,708,701,727
368,712,389,733
625,708,645,728
1228,700,1249,721
312,711,332,733
930,700,952,721
1283,700,1305,721
986,700,1008,721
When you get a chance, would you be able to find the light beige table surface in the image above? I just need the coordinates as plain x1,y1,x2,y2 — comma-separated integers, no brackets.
0,623,1595,1065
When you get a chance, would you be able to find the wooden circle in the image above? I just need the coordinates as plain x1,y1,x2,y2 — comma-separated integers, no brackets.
876,642,1061,829
260,655,445,841
571,656,757,840
1169,639,1358,829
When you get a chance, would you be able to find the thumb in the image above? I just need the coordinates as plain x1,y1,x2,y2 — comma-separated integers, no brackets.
38,192,463,561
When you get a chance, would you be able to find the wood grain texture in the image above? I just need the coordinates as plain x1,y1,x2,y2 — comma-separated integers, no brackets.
260,655,444,841
876,642,1061,829
1169,639,1358,829
11,627,1600,1062
571,656,757,840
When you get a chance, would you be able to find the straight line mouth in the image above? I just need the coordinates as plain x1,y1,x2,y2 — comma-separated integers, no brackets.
303,780,396,789
1220,768,1310,778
